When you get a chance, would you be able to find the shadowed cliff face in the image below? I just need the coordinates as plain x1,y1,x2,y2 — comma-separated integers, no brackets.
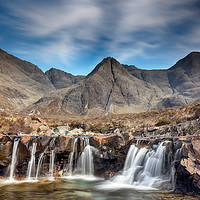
0,49,55,110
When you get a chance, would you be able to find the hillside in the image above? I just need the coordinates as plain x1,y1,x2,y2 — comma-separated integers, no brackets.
0,49,55,110
1,100,200,136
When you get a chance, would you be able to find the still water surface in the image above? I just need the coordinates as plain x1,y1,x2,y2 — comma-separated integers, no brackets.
0,178,198,200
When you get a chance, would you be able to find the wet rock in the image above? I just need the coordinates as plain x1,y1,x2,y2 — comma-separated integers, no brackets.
57,135,73,152
0,140,12,167
93,134,125,149
176,136,200,195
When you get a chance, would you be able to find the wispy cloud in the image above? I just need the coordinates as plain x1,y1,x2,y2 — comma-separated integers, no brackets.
1,0,200,72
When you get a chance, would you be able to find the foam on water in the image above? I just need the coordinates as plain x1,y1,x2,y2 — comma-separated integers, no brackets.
62,175,102,181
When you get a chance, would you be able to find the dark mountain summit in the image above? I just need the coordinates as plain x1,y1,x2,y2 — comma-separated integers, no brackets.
45,68,85,89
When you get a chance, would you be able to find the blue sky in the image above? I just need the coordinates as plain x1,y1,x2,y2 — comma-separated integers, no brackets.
0,0,200,75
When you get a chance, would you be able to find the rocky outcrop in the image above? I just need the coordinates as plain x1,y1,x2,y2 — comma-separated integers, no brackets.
45,68,85,89
175,136,200,195
0,134,129,178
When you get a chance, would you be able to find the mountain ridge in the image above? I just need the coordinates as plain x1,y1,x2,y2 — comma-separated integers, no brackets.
0,48,200,116
29,51,200,116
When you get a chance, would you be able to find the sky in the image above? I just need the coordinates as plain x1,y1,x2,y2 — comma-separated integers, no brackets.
0,0,200,75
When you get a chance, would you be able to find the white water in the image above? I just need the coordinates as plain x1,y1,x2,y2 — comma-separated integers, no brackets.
49,149,55,179
174,147,182,161
9,139,20,180
109,142,170,190
27,143,37,180
68,138,78,175
75,138,98,176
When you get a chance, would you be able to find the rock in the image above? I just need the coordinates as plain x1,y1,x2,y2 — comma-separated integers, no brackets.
55,125,70,135
176,136,200,195
0,140,12,167
93,134,125,149
21,135,31,144
57,135,73,152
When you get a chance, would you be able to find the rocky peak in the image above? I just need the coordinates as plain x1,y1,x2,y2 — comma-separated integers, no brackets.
45,67,85,89
87,57,128,79
169,51,200,71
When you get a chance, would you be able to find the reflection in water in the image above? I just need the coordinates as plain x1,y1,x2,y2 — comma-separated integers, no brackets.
0,179,198,200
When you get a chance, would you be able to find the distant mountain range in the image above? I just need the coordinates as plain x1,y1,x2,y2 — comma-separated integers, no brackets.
0,48,200,116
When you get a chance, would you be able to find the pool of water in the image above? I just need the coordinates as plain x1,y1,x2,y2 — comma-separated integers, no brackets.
0,177,198,200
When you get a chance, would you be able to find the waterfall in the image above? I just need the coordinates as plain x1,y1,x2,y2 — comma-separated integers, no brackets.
174,147,182,161
171,146,183,189
9,139,20,180
49,149,55,178
138,142,166,188
75,138,97,176
36,147,47,180
112,142,171,189
27,143,37,180
143,142,165,177
68,138,78,175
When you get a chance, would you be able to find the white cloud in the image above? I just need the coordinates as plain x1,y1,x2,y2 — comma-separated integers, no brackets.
102,0,198,60
2,0,200,67
4,0,102,63
7,0,101,38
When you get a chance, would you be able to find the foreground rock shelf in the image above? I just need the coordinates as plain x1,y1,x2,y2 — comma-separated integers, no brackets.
0,134,200,196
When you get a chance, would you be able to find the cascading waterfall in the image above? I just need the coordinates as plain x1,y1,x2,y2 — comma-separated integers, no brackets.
9,138,20,180
68,138,78,175
27,143,37,180
138,142,167,188
112,142,172,189
75,138,97,176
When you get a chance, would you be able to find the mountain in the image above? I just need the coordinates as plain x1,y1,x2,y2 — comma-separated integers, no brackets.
124,52,200,108
1,48,200,116
0,48,55,110
29,57,165,115
45,68,85,89
30,52,200,116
